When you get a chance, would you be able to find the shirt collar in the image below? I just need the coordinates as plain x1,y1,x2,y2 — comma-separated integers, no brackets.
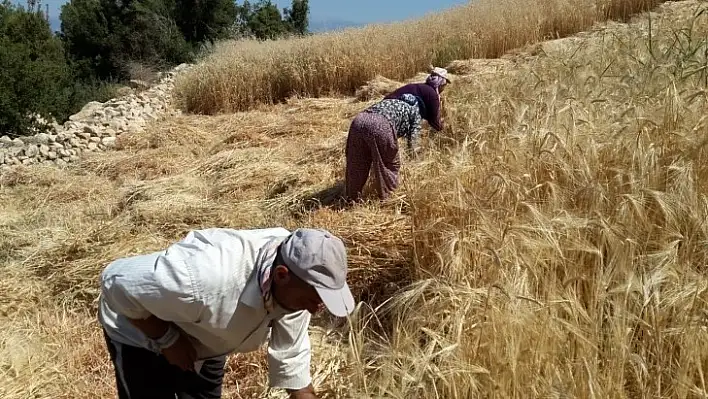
239,237,282,309
239,271,263,308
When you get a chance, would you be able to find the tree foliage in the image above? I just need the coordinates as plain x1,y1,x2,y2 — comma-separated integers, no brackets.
0,1,71,135
284,0,308,35
235,0,309,39
0,0,309,136
175,0,237,43
60,0,194,80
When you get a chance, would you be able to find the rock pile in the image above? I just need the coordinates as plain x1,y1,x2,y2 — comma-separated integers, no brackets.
0,63,193,169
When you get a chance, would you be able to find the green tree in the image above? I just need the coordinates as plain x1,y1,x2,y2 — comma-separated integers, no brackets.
233,1,251,36
60,0,205,82
233,0,309,40
115,0,191,71
174,0,237,43
246,0,286,40
284,0,308,35
0,1,72,136
59,0,116,80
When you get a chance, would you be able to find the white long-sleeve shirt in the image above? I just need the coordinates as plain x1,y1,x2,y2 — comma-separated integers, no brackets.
98,227,312,390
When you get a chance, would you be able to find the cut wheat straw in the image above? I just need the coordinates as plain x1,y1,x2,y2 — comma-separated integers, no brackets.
2,1,708,398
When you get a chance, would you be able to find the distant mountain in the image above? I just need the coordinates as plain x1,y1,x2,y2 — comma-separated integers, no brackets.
309,18,364,33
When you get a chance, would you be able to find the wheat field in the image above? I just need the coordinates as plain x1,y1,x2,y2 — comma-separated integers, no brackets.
175,0,666,115
2,0,708,398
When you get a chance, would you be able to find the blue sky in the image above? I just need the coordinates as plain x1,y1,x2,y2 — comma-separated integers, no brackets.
39,0,469,32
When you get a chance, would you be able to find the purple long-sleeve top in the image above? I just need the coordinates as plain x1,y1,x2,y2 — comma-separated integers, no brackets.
384,83,443,131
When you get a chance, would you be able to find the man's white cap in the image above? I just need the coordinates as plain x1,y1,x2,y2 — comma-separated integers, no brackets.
280,228,355,317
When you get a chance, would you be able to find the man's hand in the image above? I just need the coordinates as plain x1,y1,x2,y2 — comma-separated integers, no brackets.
161,332,197,371
128,315,197,371
287,384,318,399
128,314,170,338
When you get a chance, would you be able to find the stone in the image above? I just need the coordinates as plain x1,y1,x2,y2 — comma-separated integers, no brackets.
39,144,50,157
69,138,82,147
51,142,64,150
56,158,68,167
33,133,50,145
174,63,191,72
0,150,5,164
129,79,150,90
25,145,39,157
77,132,92,140
70,101,103,121
105,108,120,118
47,151,57,160
58,148,70,157
89,137,101,143
0,135,13,146
63,121,80,130
127,122,142,131
22,136,38,145
87,142,98,151
104,128,118,137
57,132,72,142
84,125,100,136
110,120,126,131
115,87,134,97
48,134,57,143
69,155,80,162
21,158,34,165
12,137,24,146
102,137,117,148
7,146,23,157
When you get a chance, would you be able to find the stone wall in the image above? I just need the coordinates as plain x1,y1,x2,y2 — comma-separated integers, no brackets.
0,63,192,169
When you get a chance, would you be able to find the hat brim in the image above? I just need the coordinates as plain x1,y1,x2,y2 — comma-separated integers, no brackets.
315,284,355,317
431,68,452,83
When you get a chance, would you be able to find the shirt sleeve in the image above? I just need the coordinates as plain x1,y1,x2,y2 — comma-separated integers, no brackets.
100,267,153,320
267,310,312,390
424,87,443,131
100,255,204,323
100,230,228,324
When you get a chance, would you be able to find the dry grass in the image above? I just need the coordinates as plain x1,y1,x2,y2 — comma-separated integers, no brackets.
3,0,708,398
175,0,665,115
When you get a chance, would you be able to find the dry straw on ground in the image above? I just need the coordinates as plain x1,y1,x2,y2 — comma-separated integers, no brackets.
3,0,708,398
175,0,665,115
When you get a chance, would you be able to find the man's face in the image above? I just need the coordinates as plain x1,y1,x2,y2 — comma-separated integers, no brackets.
272,265,325,314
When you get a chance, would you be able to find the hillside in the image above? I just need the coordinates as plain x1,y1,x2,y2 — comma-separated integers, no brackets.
2,0,708,398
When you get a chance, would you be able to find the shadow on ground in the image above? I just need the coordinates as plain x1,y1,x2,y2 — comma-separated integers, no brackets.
294,181,349,214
